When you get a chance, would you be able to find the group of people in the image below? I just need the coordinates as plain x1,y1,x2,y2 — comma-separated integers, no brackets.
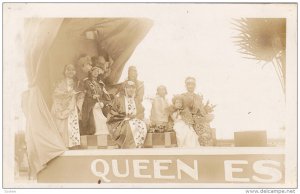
149,77,215,147
50,54,215,149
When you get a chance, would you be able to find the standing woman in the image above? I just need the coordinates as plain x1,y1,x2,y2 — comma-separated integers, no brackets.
81,66,111,135
106,81,148,148
51,64,80,148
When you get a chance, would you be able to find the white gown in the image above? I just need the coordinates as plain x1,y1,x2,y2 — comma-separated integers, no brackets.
172,112,200,148
93,102,109,135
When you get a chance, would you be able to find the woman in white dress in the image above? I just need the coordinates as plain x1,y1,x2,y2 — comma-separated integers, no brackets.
150,85,170,132
170,95,200,148
51,64,80,148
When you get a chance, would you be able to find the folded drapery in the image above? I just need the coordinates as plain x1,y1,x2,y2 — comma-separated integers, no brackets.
22,18,153,176
22,18,67,176
22,87,67,176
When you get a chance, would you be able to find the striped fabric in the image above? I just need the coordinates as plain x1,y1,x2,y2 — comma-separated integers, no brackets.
144,132,177,148
80,135,119,149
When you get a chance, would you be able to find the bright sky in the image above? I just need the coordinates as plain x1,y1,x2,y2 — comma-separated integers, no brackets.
120,15,285,139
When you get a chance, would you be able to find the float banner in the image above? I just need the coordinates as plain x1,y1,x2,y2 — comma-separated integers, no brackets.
37,149,284,184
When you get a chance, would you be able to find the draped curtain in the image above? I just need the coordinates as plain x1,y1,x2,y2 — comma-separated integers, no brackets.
22,18,67,176
92,18,153,84
44,18,153,87
21,18,153,176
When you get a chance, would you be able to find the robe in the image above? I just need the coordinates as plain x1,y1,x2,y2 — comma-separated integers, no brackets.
106,95,147,148
150,95,169,125
51,78,80,147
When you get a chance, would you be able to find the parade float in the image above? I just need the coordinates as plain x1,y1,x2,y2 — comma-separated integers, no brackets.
21,18,285,187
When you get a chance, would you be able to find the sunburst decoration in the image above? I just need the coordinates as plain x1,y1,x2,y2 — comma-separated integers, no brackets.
232,18,286,93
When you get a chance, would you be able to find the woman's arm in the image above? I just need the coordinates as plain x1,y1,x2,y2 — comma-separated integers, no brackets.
101,86,112,102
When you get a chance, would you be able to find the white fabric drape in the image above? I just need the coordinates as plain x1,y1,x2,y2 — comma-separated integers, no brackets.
22,18,67,176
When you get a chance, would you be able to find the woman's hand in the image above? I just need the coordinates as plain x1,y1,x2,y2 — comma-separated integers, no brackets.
125,114,136,120
99,102,104,108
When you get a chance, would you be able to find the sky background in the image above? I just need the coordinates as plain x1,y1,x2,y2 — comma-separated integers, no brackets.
8,4,288,140
119,14,285,139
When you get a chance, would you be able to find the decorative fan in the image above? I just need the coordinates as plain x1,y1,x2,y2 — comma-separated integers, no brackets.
232,18,286,93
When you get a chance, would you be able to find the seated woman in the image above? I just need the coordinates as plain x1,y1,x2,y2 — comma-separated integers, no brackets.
81,66,111,136
106,80,147,148
51,64,80,148
170,95,200,148
182,77,215,146
150,85,170,132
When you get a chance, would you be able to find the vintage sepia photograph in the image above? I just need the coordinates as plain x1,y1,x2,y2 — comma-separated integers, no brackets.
2,2,298,190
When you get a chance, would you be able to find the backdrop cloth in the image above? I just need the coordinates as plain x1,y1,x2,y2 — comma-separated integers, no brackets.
22,18,152,175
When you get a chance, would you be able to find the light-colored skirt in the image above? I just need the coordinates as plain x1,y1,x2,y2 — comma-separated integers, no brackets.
173,120,200,148
93,102,109,135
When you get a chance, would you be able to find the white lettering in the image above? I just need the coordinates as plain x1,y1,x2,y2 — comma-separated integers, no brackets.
91,159,111,182
154,160,175,179
112,159,129,178
177,159,198,180
224,160,250,182
133,160,151,178
252,160,282,183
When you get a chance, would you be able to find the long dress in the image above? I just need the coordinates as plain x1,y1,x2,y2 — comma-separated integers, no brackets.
81,79,111,135
150,95,169,125
171,110,200,148
182,92,214,146
51,78,80,148
106,95,147,148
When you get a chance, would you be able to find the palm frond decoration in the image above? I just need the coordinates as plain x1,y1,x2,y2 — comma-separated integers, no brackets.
233,18,286,93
